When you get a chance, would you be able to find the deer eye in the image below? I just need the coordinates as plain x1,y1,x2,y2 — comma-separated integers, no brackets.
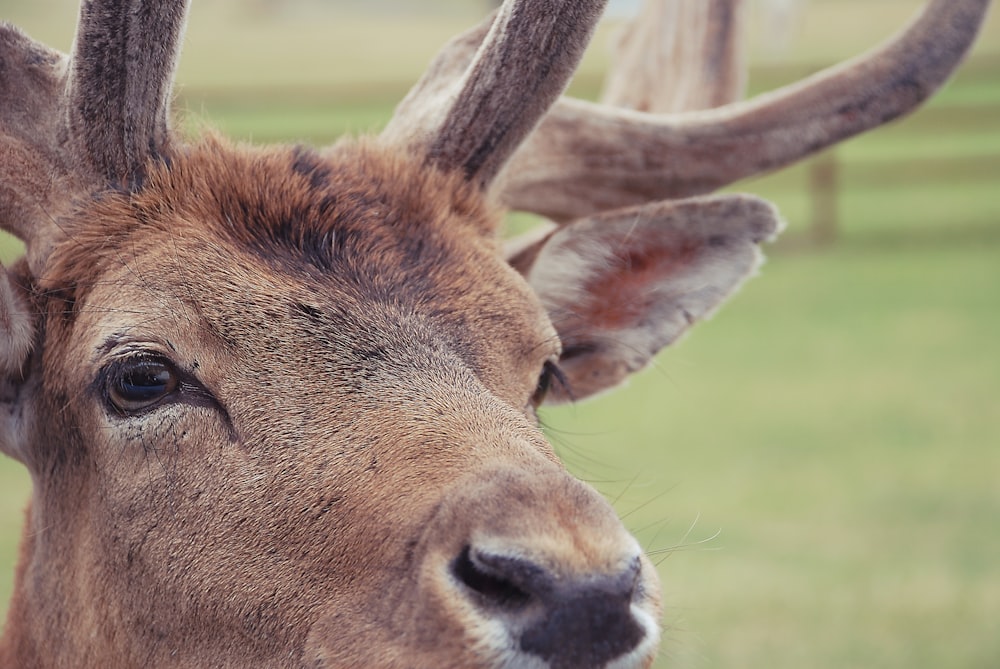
106,356,180,414
530,360,569,408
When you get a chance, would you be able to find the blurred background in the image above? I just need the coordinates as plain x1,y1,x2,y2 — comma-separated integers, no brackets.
1,1,998,667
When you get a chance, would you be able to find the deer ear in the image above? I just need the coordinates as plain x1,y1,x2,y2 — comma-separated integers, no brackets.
0,262,36,462
510,194,782,402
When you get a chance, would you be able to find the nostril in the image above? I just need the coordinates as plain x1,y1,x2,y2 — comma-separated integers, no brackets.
451,546,649,668
451,546,532,610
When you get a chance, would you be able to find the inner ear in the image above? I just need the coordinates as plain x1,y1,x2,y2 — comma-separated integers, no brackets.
0,262,34,375
0,261,37,462
510,194,782,403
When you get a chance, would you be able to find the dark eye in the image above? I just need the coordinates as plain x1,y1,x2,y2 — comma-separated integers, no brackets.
106,357,180,414
530,360,569,408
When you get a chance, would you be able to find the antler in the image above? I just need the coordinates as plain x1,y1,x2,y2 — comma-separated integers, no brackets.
600,0,747,113
504,0,991,221
424,0,608,187
387,0,990,223
67,0,188,188
0,0,188,268
0,26,68,248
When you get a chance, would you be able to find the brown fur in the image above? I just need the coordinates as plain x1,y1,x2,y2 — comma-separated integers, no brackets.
1,135,661,667
0,0,989,666
2,2,674,664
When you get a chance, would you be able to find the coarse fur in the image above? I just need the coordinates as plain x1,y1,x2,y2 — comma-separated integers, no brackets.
0,0,990,667
1,129,667,668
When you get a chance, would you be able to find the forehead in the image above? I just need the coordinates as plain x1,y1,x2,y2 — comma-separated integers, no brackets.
49,137,554,385
56,137,496,298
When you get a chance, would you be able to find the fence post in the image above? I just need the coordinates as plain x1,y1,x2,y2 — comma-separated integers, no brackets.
810,151,839,246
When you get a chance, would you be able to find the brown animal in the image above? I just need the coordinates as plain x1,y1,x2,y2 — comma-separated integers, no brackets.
0,0,989,667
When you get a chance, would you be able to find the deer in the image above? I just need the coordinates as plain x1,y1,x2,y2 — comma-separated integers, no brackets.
0,0,989,666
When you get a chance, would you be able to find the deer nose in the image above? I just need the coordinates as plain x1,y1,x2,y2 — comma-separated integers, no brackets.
451,545,647,669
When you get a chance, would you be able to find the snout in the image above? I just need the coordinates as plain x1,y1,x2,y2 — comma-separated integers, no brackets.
452,545,653,669
412,464,661,669
304,461,660,669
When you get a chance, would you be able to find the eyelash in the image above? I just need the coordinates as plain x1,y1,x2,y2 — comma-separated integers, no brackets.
102,354,182,415
530,360,570,408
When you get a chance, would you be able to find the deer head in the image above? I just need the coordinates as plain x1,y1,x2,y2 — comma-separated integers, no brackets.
0,0,988,667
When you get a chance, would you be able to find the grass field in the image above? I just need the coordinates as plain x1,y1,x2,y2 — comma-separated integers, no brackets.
1,1,999,667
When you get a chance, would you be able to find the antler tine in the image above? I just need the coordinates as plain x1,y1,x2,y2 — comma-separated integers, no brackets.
0,25,67,245
600,0,748,113
67,0,190,188
501,0,991,221
381,15,494,152
414,0,609,188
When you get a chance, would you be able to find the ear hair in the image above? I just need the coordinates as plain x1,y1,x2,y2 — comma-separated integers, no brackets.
0,263,34,376
517,194,783,402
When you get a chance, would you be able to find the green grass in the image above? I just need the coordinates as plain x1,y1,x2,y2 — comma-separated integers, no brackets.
2,1,999,667
4,243,997,668
542,245,1000,668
